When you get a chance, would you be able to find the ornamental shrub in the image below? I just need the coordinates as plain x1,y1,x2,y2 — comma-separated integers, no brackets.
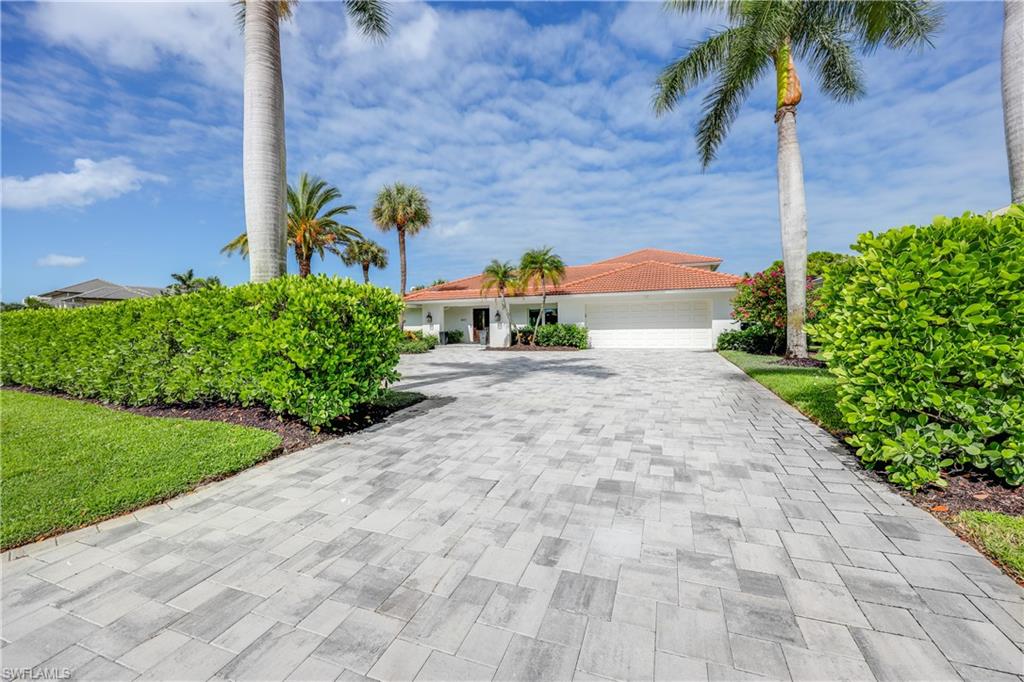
715,325,781,354
732,263,822,353
399,330,436,354
445,329,464,344
812,208,1024,489
535,323,588,349
0,276,404,428
513,326,535,345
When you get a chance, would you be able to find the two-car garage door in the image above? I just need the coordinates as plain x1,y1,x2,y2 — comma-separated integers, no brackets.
586,300,712,349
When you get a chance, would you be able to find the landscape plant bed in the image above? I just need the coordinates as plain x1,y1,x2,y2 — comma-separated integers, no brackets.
903,469,1024,517
485,345,581,352
8,385,426,455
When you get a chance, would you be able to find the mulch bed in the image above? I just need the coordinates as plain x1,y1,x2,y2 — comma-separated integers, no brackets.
774,357,826,368
485,345,580,352
903,469,1024,517
6,386,424,455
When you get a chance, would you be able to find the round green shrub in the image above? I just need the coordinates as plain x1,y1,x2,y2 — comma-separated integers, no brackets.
1,276,404,428
812,207,1024,489
535,323,589,349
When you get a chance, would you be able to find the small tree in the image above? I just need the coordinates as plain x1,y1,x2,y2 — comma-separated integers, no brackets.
732,263,821,354
481,259,517,335
341,239,389,284
519,247,566,343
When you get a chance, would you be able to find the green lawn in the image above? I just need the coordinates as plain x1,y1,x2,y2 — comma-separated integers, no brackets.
1,390,282,549
956,511,1024,580
719,350,846,434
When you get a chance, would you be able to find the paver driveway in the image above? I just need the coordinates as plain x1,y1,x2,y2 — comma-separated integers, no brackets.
3,347,1022,681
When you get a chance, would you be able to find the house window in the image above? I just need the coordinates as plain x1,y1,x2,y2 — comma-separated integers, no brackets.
528,307,558,325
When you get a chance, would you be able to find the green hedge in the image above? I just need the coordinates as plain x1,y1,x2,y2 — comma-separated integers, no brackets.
716,325,782,354
535,323,589,349
812,207,1024,489
1,276,404,428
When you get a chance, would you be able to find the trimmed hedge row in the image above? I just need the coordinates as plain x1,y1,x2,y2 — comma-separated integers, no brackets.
813,208,1023,489
1,276,404,428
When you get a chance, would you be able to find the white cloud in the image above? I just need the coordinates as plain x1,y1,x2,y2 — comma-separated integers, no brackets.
2,158,167,210
25,1,241,89
36,254,86,268
3,0,1009,291
609,2,720,58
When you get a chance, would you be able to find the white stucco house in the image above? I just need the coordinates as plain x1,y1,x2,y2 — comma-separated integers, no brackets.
403,248,744,349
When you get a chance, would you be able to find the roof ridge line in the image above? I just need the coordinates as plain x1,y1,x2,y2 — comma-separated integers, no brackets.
562,260,649,289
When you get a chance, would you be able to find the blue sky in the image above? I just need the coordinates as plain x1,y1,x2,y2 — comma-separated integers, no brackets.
0,1,1010,302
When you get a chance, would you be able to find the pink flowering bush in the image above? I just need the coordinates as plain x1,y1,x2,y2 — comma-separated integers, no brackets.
730,264,821,353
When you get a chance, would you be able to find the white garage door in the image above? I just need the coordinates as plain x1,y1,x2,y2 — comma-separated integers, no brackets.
586,300,712,349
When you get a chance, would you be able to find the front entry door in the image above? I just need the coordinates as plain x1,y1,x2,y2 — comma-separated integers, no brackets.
472,308,490,343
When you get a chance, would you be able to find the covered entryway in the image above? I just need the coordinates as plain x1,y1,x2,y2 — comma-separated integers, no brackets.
471,307,490,344
586,299,712,348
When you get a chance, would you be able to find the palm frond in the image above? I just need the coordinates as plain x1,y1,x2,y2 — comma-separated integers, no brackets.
795,18,864,103
653,28,738,116
663,0,742,21
346,0,390,41
850,0,943,53
221,232,250,257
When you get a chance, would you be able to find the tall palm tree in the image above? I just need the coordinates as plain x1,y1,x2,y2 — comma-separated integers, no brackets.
371,183,432,297
239,0,389,283
223,172,363,277
519,247,566,338
342,239,389,283
480,259,518,329
1005,0,1023,203
653,1,941,358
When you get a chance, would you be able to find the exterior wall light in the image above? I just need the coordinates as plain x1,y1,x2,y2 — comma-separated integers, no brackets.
494,311,501,323
425,313,433,324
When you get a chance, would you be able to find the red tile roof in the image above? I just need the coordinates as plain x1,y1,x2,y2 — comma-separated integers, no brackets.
591,248,721,266
403,248,741,302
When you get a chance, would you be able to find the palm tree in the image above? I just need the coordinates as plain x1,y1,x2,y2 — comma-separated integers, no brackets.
519,247,566,340
371,183,432,297
653,1,941,358
1005,1,1023,203
239,0,389,283
167,270,222,294
480,259,518,330
223,172,363,277
169,269,200,294
342,239,389,284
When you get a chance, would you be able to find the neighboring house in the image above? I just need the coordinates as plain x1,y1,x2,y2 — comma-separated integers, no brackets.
34,279,165,308
404,248,743,349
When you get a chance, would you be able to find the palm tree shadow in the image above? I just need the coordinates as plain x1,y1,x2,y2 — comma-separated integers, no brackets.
396,355,618,392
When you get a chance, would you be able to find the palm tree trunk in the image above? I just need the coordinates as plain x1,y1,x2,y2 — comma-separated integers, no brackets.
536,277,546,345
776,105,809,359
362,263,370,284
298,253,311,277
243,0,287,283
398,229,408,296
1005,0,1024,203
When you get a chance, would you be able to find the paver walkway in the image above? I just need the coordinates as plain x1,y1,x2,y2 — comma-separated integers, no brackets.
3,347,1022,681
